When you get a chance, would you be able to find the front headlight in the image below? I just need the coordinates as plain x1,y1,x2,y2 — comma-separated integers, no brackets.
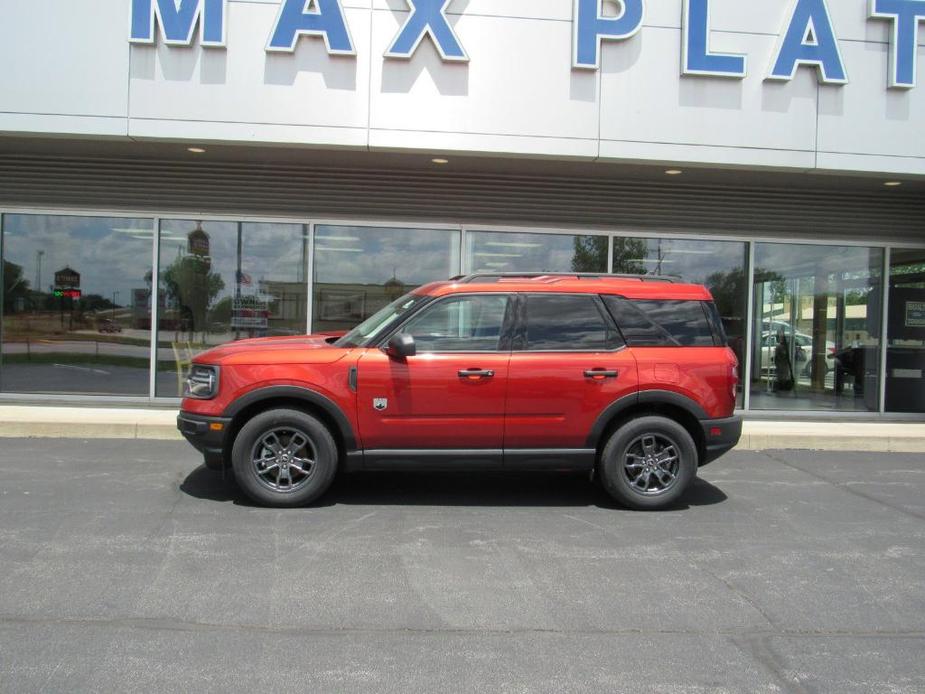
184,364,220,399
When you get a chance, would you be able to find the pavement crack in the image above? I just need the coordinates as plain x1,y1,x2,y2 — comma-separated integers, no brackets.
1,615,924,640
692,561,779,630
731,633,812,694
761,451,925,522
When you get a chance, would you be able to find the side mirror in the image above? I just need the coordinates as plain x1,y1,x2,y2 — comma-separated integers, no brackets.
385,333,416,359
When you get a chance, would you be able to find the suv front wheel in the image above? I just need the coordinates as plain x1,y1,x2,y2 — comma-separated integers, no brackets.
231,408,338,507
599,416,697,510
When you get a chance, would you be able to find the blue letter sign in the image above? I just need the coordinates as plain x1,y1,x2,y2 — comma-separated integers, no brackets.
130,0,227,47
870,0,925,88
385,0,468,62
768,0,848,84
682,0,746,77
266,0,355,55
573,0,645,70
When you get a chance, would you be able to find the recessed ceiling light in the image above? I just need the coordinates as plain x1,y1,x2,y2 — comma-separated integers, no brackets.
884,181,902,187
665,169,683,176
432,158,449,165
187,147,206,154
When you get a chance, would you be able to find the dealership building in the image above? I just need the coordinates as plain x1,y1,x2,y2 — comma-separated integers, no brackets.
0,0,923,417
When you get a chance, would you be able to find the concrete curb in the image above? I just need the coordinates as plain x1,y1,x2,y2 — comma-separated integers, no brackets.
1,406,924,452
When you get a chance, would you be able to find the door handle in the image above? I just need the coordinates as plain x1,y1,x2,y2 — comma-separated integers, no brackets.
584,369,618,380
459,369,495,379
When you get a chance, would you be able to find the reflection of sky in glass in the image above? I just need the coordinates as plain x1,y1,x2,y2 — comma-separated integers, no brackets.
3,214,153,304
755,243,882,281
159,220,308,305
614,237,746,285
314,226,460,285
467,231,606,273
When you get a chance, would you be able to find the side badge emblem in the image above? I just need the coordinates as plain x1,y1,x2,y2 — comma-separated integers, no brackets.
373,398,388,412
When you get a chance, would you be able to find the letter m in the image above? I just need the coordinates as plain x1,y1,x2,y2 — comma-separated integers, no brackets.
130,0,227,47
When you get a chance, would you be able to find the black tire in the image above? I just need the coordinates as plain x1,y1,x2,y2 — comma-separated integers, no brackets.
231,408,338,507
599,416,698,510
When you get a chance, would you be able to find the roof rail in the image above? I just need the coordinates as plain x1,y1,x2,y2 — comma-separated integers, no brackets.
451,272,678,284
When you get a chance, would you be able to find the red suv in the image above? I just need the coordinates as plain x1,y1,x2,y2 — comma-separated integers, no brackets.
178,273,741,509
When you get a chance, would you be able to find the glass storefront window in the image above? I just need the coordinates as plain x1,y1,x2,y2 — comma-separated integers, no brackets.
156,220,308,397
312,225,460,333
612,236,748,406
885,248,925,413
750,243,883,411
466,230,607,274
1,214,153,395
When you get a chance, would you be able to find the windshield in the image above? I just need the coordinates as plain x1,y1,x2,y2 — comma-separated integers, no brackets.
334,292,429,348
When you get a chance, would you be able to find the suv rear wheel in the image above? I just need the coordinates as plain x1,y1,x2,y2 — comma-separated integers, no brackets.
599,416,697,510
231,408,338,507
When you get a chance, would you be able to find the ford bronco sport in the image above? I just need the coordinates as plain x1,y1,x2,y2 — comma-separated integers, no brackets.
178,273,741,510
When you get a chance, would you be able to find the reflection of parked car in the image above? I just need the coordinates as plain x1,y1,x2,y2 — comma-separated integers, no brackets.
759,331,834,377
98,319,122,334
178,273,742,511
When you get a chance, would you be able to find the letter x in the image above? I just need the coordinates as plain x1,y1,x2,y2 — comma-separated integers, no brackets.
384,0,468,62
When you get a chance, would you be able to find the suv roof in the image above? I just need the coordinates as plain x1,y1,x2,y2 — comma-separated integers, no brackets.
421,273,713,301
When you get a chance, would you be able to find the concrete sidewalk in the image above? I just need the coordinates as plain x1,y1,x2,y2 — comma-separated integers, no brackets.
0,405,923,452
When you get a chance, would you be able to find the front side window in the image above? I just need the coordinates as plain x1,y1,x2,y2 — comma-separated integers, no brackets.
523,295,621,351
399,295,510,352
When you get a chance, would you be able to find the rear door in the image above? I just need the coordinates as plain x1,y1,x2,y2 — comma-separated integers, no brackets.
504,293,638,451
356,293,513,451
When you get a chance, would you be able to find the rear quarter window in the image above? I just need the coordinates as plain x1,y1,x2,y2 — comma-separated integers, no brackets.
603,297,719,347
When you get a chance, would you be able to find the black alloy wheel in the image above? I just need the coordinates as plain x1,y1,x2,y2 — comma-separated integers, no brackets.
231,409,338,507
599,415,698,510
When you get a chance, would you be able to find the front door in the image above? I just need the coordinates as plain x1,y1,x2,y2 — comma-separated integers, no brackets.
356,293,513,452
504,293,639,450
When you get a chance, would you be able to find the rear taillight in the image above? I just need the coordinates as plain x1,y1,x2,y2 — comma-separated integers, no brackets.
727,349,739,401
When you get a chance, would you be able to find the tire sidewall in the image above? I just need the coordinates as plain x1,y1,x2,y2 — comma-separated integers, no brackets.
600,416,698,510
232,408,338,507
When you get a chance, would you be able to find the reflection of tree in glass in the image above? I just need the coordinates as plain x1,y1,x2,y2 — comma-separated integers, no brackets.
163,256,225,341
571,236,608,273
610,238,648,276
704,268,746,321
753,267,787,304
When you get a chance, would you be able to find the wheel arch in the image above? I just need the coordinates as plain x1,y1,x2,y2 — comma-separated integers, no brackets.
588,391,707,465
222,386,357,465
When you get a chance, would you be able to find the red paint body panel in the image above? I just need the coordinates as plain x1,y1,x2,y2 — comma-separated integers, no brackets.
504,351,638,448
633,346,738,419
355,349,510,449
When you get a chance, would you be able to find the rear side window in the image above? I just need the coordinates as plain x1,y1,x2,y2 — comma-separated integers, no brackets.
523,295,623,351
603,297,718,347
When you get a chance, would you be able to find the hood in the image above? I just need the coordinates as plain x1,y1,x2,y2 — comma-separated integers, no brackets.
194,334,350,365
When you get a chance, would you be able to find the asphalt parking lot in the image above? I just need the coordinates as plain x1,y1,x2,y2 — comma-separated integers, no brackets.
1,440,923,693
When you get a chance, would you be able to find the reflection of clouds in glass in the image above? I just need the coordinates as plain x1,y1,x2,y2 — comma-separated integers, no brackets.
159,220,308,306
468,231,601,273
627,238,745,284
315,226,459,285
3,214,152,300
756,243,882,280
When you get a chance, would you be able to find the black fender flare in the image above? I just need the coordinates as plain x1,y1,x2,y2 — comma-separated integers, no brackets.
586,390,708,449
223,385,358,451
